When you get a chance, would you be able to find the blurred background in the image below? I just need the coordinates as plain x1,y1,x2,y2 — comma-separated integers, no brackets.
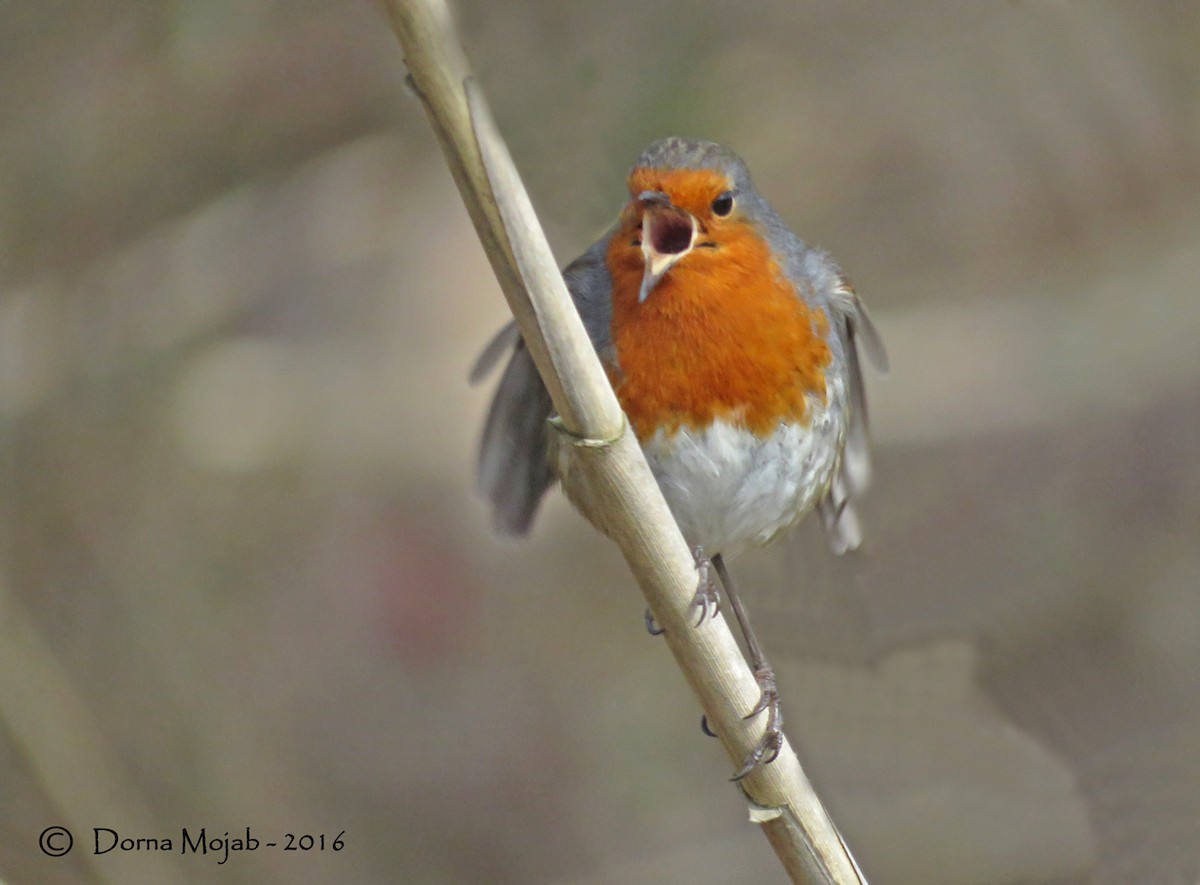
2,1,1198,883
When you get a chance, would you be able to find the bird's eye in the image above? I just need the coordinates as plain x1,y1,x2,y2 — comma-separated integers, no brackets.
711,192,734,217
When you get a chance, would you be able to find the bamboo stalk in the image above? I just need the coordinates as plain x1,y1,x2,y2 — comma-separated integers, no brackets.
380,1,866,881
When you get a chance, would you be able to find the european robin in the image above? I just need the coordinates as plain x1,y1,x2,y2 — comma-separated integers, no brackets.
473,137,887,778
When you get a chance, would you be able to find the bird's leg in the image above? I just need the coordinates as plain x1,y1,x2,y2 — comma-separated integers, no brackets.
711,553,784,781
643,545,720,635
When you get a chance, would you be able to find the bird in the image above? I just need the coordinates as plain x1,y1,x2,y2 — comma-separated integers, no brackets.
472,137,887,778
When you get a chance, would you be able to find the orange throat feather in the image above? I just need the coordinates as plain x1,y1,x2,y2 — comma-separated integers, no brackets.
605,220,832,442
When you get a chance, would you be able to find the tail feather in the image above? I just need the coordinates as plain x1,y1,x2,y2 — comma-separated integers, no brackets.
476,339,556,535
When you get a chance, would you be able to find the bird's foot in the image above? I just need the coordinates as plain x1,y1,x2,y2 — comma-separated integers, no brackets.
731,665,784,781
690,546,720,626
644,546,719,635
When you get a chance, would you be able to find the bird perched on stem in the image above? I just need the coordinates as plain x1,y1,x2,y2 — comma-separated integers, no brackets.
473,137,886,779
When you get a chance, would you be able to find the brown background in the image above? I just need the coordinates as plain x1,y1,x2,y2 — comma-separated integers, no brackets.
2,1,1198,883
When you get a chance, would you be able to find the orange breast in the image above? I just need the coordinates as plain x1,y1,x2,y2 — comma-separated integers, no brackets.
606,222,831,441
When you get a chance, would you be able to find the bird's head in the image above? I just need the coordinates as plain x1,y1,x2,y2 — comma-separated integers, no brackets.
612,138,762,303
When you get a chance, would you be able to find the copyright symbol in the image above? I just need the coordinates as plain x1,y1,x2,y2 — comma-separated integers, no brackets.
40,826,73,856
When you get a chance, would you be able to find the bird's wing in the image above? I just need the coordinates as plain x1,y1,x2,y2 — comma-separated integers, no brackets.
468,320,520,385
817,272,888,554
473,233,615,535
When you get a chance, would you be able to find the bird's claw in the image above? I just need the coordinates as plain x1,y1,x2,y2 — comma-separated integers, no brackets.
730,666,783,781
645,548,717,635
690,546,720,626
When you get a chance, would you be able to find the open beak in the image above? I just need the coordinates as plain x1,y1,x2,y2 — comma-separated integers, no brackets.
637,191,698,303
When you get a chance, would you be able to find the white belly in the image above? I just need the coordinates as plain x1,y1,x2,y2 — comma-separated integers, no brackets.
552,379,846,556
640,382,845,556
